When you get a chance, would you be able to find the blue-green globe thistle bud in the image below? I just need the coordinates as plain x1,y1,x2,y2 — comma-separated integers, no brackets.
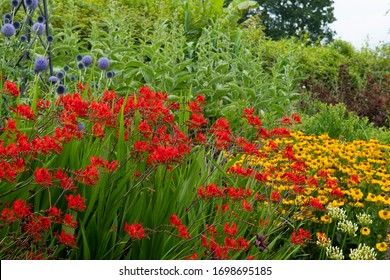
34,57,48,72
47,34,54,42
97,57,110,70
24,0,38,10
20,35,27,42
106,71,114,79
76,54,83,61
56,71,65,80
37,15,45,23
11,0,19,8
81,55,92,67
70,75,76,82
48,76,58,85
77,62,85,70
12,21,21,30
32,22,45,35
63,65,70,72
4,14,12,21
1,23,15,37
56,85,66,95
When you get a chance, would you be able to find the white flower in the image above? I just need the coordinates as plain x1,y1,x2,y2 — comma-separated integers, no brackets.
326,206,347,221
326,246,344,260
337,219,358,237
356,213,373,226
349,243,376,260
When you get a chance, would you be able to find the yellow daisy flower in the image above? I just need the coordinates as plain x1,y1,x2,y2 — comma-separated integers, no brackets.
376,242,388,252
360,227,370,236
320,214,333,224
378,210,390,220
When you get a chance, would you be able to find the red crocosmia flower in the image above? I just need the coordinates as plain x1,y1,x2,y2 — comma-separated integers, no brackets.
92,122,105,138
318,169,328,178
350,174,360,183
186,253,198,260
197,186,205,198
247,256,255,260
269,127,290,137
224,236,237,249
195,132,207,143
237,236,250,250
178,225,191,239
48,206,62,223
281,116,292,125
4,119,18,134
124,222,146,240
292,113,301,123
223,222,238,236
55,229,78,248
271,191,281,202
24,217,51,240
243,107,254,116
1,207,16,223
138,120,152,138
169,214,182,227
307,176,319,187
12,199,32,218
291,228,311,245
330,188,344,198
63,214,77,228
10,104,35,120
34,167,52,186
309,198,325,210
65,194,87,211
196,94,205,103
222,203,229,213
3,80,20,96
242,200,252,212
206,224,218,235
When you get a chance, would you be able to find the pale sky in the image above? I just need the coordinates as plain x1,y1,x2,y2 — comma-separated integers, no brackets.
330,0,390,48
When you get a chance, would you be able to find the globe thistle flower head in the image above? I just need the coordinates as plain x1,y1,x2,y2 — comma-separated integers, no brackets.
4,18,10,24
12,21,21,30
78,122,85,131
76,54,83,61
97,57,110,70
1,23,16,37
63,65,70,72
70,75,76,82
37,15,45,23
24,0,38,10
32,22,45,35
33,57,48,72
46,34,54,42
81,55,93,67
20,35,27,42
56,85,66,95
48,76,58,85
11,0,19,8
56,71,65,80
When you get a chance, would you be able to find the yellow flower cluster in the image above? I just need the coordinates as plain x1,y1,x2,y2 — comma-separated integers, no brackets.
231,131,390,221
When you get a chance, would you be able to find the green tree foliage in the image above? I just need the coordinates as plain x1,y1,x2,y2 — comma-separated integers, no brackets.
225,0,336,42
